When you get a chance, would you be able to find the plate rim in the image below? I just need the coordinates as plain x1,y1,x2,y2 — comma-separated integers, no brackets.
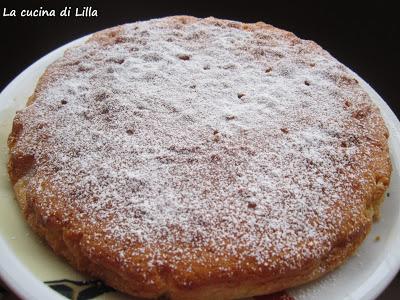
0,35,89,300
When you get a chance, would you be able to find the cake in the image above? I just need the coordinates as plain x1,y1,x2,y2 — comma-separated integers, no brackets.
7,16,391,300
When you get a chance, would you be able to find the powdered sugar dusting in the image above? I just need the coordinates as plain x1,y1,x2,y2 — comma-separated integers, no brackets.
11,16,387,285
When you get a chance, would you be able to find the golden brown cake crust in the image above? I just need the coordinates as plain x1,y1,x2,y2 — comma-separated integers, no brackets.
8,16,391,300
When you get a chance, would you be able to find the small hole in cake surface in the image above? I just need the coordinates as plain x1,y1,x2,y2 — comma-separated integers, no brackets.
344,100,352,108
95,92,108,102
265,67,272,73
61,100,67,105
115,36,127,44
213,130,219,135
304,80,310,86
78,65,91,72
203,65,210,70
178,54,191,60
213,132,221,142
190,85,196,89
210,154,221,162
352,109,368,120
281,128,289,134
226,115,235,121
83,111,91,120
126,129,134,135
238,93,245,99
247,202,257,209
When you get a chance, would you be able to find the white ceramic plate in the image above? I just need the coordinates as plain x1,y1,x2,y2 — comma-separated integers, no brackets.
0,34,399,300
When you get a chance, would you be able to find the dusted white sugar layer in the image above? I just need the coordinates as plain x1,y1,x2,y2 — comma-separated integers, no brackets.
11,16,388,284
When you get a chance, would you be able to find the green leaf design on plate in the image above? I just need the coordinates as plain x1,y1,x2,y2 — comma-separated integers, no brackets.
47,284,74,299
77,284,115,300
45,279,115,300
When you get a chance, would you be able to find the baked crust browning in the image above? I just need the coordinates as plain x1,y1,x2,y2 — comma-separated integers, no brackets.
8,16,391,299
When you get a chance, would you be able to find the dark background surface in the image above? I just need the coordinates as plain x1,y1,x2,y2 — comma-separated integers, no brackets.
0,0,399,117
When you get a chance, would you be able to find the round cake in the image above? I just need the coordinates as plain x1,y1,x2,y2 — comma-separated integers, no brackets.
8,16,391,300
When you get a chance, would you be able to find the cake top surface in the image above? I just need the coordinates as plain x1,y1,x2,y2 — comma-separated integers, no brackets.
11,16,388,284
